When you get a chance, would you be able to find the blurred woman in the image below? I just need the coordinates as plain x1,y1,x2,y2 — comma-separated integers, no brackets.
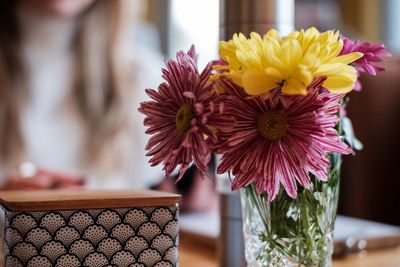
0,0,164,190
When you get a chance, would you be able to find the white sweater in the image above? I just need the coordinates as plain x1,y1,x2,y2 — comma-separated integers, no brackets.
0,7,164,188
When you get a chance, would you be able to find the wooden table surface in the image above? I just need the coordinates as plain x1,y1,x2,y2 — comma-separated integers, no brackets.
179,236,400,267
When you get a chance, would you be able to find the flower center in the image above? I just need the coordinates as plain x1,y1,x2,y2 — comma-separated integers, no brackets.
175,105,193,132
257,111,288,141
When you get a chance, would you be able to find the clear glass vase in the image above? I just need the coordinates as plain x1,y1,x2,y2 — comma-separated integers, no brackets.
240,153,341,267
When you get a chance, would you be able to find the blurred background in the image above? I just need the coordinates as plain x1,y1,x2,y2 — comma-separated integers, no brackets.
0,0,398,227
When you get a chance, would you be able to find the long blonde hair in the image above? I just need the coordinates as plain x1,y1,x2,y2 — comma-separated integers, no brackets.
0,0,144,167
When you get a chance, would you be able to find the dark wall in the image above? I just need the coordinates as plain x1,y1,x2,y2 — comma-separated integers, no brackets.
339,58,400,225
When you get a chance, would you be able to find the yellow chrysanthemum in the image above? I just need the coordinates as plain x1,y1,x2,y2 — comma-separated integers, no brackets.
215,27,363,95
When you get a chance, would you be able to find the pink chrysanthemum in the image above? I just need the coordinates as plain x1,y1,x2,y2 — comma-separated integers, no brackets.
139,46,229,179
213,77,352,201
340,36,391,76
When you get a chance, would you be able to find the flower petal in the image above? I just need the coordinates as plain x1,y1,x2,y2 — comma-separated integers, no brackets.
242,68,278,95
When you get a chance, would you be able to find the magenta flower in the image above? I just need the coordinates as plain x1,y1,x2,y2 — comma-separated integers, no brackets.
139,46,230,179
340,36,391,76
213,77,352,201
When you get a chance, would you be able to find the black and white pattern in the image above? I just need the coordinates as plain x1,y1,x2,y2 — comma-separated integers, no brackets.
1,205,179,267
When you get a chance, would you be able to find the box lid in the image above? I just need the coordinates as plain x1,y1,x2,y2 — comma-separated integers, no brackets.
0,190,181,212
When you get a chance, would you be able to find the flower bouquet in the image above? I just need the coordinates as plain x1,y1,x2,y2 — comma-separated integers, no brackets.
139,28,390,266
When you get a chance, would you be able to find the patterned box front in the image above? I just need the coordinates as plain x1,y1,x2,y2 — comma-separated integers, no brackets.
0,205,179,267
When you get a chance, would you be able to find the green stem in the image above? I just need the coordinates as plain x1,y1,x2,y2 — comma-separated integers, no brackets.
244,185,297,262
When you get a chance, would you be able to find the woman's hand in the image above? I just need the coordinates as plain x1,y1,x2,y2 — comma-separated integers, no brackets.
1,168,85,190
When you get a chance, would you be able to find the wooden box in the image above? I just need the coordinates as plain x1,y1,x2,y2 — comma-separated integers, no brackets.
0,190,180,267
